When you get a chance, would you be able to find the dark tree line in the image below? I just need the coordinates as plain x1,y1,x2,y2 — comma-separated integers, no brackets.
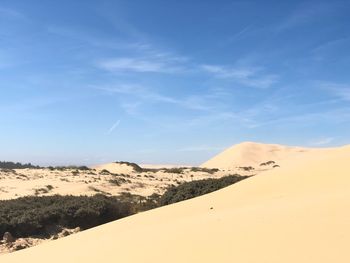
0,161,41,169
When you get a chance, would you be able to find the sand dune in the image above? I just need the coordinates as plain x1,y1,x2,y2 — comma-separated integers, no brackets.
201,141,314,169
140,164,191,169
3,144,350,262
92,162,136,174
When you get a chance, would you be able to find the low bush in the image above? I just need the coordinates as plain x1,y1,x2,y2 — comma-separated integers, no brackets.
108,178,127,186
0,161,41,169
115,161,143,172
161,167,186,174
238,166,254,171
260,161,275,166
48,166,90,171
159,175,249,206
0,194,133,238
100,169,111,175
190,167,219,174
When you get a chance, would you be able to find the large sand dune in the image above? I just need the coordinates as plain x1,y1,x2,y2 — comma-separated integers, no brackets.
201,141,314,169
3,144,350,262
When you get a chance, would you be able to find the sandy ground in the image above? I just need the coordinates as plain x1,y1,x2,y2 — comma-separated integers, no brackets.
2,143,350,262
0,162,268,201
202,141,313,169
0,166,213,200
0,228,80,254
0,142,305,200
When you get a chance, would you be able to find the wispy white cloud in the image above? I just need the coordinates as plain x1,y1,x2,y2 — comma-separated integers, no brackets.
81,19,279,89
98,57,168,73
95,84,213,112
318,82,350,101
184,111,258,129
333,88,350,101
47,24,189,75
201,64,278,88
97,54,279,89
106,120,121,135
312,37,350,54
97,53,187,74
96,84,178,103
310,37,350,61
309,137,335,146
201,64,255,79
180,89,350,131
248,107,350,129
96,83,292,130
95,42,189,74
227,26,253,43
275,2,336,32
97,6,148,41
119,102,142,116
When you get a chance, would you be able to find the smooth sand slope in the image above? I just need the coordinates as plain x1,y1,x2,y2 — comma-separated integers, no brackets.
93,162,136,174
3,145,350,262
202,141,313,169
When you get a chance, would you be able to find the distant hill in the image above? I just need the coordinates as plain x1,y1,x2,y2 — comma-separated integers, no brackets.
201,141,313,169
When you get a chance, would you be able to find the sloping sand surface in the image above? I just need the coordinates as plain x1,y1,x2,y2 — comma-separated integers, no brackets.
3,145,350,262
93,162,136,174
201,141,313,169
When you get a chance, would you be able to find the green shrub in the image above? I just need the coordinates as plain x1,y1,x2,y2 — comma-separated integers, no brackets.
115,161,143,172
0,161,41,169
190,167,219,174
239,166,254,171
47,166,91,171
161,167,186,174
0,195,133,238
260,161,275,166
100,169,111,175
159,175,249,206
108,178,127,186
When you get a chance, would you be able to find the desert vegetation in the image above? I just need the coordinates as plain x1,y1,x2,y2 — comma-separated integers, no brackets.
115,161,143,172
114,161,220,175
0,161,41,169
260,161,276,166
0,174,250,243
238,166,254,171
159,175,249,206
48,166,91,171
189,167,219,174
0,194,133,238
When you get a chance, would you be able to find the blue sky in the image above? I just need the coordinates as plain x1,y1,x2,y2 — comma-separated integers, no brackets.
0,0,349,166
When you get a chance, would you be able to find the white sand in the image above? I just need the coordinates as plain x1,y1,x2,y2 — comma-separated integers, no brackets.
1,164,250,200
140,164,191,169
93,162,136,174
202,141,313,169
3,144,350,262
